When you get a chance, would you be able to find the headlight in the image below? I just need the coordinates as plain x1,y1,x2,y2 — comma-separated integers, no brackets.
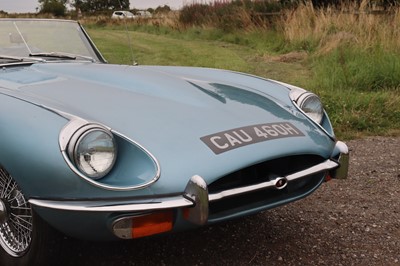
291,90,324,124
68,126,117,180
60,119,160,190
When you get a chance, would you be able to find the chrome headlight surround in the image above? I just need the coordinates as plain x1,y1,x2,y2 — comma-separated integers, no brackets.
68,126,117,180
58,116,161,191
290,89,324,125
60,119,117,180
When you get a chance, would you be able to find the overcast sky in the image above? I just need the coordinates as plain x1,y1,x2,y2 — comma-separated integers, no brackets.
0,0,194,13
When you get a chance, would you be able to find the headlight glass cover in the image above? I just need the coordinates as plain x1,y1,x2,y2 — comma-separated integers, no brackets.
293,91,324,124
73,129,117,179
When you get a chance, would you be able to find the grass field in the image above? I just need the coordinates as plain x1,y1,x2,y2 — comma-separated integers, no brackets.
87,28,309,83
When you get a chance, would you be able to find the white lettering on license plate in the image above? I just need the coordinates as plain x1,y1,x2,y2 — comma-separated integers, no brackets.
201,122,304,154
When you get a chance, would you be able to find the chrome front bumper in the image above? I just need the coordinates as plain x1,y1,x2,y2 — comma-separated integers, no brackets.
30,141,349,227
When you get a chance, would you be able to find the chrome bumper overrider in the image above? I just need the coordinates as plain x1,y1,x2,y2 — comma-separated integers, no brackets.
30,141,349,226
333,141,349,179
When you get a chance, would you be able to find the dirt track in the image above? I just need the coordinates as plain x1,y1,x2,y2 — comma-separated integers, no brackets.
64,137,400,266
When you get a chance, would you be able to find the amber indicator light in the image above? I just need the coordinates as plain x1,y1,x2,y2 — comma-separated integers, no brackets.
131,211,174,238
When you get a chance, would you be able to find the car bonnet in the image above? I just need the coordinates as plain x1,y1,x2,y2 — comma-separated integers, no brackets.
0,63,335,190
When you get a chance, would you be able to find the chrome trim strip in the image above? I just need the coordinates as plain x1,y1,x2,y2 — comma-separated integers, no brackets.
78,21,107,63
59,118,91,150
29,197,193,212
285,159,338,181
209,159,338,202
29,159,339,213
111,130,162,190
289,88,335,139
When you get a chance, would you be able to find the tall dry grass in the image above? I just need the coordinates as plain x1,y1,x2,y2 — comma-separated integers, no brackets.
280,1,400,53
178,2,263,32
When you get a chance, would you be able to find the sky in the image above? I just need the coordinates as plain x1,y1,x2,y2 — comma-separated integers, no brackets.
0,0,194,13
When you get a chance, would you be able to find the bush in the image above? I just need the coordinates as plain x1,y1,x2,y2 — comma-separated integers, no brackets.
178,0,286,31
179,4,211,26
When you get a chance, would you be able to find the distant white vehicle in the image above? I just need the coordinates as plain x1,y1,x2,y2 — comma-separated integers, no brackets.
137,10,152,18
111,11,136,19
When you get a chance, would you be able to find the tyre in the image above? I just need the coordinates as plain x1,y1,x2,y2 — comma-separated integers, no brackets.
0,167,64,266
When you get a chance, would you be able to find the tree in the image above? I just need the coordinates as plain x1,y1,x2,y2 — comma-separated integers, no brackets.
154,5,171,14
38,0,67,16
70,0,130,13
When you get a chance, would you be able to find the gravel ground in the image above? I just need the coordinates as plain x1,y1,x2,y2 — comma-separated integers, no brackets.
66,137,400,266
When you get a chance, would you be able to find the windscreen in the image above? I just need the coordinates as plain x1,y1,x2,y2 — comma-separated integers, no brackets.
0,19,101,61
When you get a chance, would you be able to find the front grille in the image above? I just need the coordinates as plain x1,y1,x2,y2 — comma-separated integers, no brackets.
208,155,326,220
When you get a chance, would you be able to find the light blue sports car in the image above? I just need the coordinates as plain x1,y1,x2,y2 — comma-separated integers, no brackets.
0,19,349,265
